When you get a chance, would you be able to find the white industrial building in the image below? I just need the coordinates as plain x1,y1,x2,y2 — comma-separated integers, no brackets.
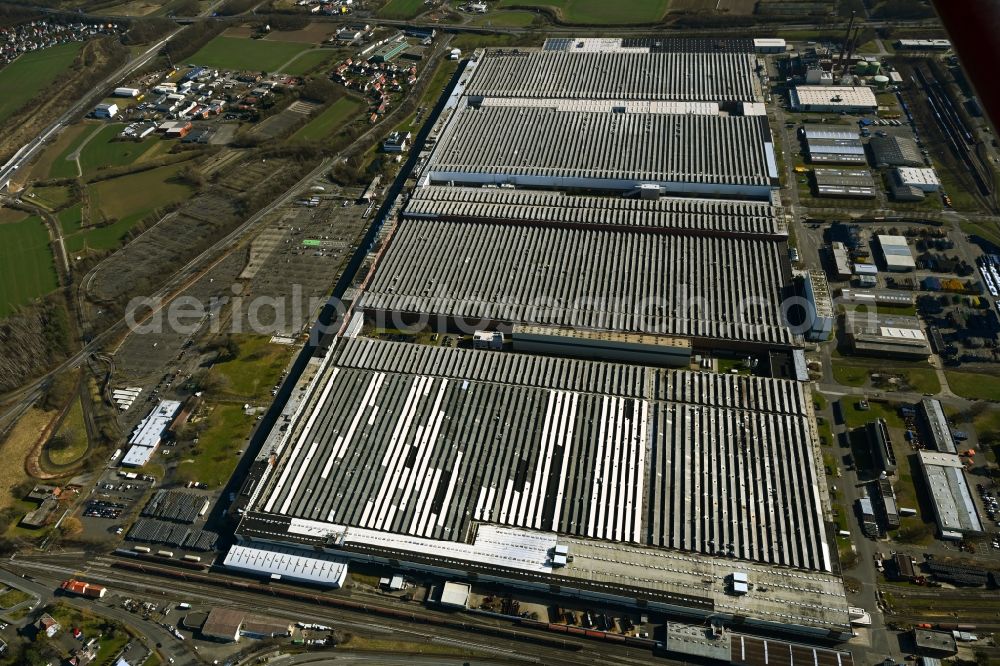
121,399,182,467
224,544,349,588
896,39,951,51
800,269,834,342
831,241,852,279
918,450,983,538
790,86,878,113
804,68,834,86
113,87,140,97
920,398,957,455
753,38,786,53
894,167,940,192
844,311,931,359
877,234,916,271
94,102,118,119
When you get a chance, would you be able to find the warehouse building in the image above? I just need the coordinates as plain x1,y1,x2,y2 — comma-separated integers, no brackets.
888,168,928,202
869,135,923,167
224,543,349,588
662,623,855,665
753,38,787,53
235,337,848,640
801,125,865,165
790,86,878,113
894,167,940,192
94,102,118,119
838,288,914,308
800,124,857,141
422,102,778,199
830,242,852,280
798,269,834,342
805,138,867,165
405,185,787,238
813,168,877,198
920,398,956,455
844,311,931,359
122,399,182,467
896,39,951,51
918,451,983,538
358,217,795,350
877,234,916,272
864,418,898,475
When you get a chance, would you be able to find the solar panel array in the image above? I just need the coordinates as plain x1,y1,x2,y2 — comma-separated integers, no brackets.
127,517,219,551
141,490,208,524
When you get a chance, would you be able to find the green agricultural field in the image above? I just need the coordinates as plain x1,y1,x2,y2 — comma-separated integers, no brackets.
77,124,158,175
0,42,82,126
58,204,84,236
77,164,193,252
282,48,339,76
496,0,669,23
0,214,58,318
189,36,311,72
469,9,539,26
378,0,428,19
292,96,365,141
49,123,102,179
26,185,74,211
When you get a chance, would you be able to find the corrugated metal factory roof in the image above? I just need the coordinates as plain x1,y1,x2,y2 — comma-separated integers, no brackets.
425,103,775,188
465,49,763,102
404,186,787,237
357,218,794,346
246,337,829,573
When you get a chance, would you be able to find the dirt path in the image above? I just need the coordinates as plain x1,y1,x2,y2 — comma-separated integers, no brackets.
67,125,104,178
274,47,317,75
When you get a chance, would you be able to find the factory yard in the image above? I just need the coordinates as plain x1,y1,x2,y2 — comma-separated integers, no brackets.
3,7,1000,666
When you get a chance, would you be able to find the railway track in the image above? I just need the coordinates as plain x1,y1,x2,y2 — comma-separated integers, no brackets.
911,64,997,211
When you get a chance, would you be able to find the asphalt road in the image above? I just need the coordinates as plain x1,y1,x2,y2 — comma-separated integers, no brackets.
0,564,199,666
272,653,515,665
0,29,180,189
2,555,704,666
